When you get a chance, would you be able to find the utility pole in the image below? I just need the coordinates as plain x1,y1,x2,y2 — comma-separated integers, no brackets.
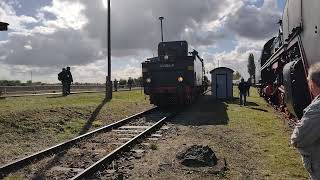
106,0,112,100
159,17,164,42
0,22,8,97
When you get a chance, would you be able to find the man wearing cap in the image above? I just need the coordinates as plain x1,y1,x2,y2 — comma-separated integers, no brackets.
66,67,73,95
291,63,320,180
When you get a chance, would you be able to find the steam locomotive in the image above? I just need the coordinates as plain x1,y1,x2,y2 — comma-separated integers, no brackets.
258,0,320,118
142,41,207,106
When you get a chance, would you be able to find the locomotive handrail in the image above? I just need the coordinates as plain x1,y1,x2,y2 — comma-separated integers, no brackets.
260,45,285,71
261,33,301,71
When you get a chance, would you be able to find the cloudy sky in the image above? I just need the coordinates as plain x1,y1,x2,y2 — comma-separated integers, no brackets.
0,0,285,83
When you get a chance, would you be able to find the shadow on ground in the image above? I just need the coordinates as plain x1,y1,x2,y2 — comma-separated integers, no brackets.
226,97,259,106
79,98,110,135
47,95,66,99
247,107,268,112
171,94,229,126
29,97,110,178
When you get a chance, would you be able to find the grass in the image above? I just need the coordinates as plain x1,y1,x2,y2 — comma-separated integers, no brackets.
0,90,147,113
0,88,308,179
0,90,152,165
223,88,308,179
150,143,159,150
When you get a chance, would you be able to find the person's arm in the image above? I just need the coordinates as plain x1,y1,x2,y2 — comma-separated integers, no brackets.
291,105,320,148
70,73,73,82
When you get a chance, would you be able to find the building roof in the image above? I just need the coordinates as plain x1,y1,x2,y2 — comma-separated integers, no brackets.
0,22,9,31
209,67,234,74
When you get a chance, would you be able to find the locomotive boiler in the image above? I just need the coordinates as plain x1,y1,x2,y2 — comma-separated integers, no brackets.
258,0,320,118
142,41,206,106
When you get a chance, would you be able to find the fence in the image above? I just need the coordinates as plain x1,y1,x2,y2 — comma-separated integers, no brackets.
0,85,106,96
0,84,143,96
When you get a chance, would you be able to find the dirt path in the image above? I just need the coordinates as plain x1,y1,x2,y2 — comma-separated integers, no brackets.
126,90,308,180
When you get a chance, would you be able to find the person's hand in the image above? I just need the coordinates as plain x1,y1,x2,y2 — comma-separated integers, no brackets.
291,141,298,148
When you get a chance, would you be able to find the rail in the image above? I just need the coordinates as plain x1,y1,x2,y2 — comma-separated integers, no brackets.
0,107,159,178
72,114,175,179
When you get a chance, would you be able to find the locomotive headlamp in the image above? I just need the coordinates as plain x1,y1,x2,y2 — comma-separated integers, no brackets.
146,78,151,83
178,76,184,82
164,55,169,60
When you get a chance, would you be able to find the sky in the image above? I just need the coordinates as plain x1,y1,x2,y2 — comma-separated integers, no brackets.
0,0,286,83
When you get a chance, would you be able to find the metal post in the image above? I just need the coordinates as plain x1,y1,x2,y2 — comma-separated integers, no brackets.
106,0,112,99
0,22,8,97
106,76,111,98
159,17,164,42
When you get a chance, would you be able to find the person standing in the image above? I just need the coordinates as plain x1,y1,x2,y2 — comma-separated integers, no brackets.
291,63,320,180
247,78,252,97
238,78,247,106
128,77,133,91
66,67,73,95
114,79,118,92
58,68,67,96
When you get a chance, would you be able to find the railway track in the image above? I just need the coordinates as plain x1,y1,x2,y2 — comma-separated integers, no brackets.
0,107,176,179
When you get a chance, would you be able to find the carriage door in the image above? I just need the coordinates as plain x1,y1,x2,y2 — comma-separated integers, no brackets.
216,74,227,99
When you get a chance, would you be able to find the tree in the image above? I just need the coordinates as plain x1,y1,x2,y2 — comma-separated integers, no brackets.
247,53,256,83
233,71,241,80
0,80,22,86
119,79,127,86
134,77,143,87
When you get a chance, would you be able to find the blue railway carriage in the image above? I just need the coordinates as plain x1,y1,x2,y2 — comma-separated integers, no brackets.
142,41,206,106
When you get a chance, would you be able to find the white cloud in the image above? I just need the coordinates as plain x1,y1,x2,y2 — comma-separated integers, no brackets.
38,0,88,30
0,1,37,32
208,37,265,79
224,0,281,39
24,44,32,50
0,0,282,83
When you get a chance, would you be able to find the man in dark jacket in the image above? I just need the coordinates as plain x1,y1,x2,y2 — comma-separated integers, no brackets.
114,79,118,92
238,78,247,106
66,67,73,95
127,77,133,91
291,63,320,179
246,78,252,96
58,68,67,96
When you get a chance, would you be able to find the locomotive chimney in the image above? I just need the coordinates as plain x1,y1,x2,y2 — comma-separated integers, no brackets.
159,17,164,42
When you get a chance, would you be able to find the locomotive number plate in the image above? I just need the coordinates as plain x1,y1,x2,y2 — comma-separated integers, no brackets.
160,64,174,68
